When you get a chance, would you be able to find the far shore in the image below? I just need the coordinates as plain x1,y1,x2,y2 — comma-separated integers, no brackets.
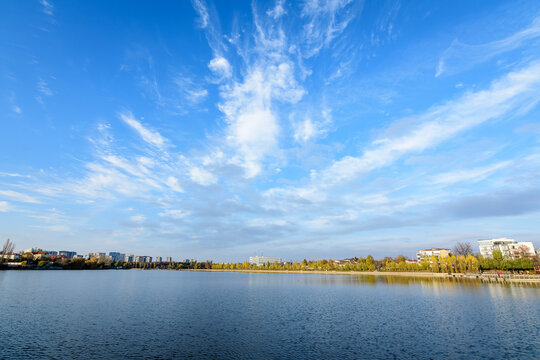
182,268,540,283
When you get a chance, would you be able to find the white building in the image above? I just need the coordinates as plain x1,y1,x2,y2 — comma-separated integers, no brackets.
416,248,452,261
124,254,134,262
249,255,282,266
165,257,172,263
155,257,163,262
478,238,535,258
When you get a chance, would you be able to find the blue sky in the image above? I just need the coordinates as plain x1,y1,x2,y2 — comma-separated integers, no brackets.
1,0,540,261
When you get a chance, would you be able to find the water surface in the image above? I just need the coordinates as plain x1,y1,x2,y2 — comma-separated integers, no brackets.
1,271,538,359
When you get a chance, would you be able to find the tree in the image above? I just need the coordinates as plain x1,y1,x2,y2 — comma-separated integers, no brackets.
453,242,473,257
1,238,15,264
515,245,532,259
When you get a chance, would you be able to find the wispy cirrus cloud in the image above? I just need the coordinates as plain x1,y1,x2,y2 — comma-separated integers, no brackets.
191,0,209,29
0,190,41,204
436,15,540,76
266,60,540,201
300,0,356,57
39,0,54,16
37,78,53,96
120,111,166,149
430,161,511,185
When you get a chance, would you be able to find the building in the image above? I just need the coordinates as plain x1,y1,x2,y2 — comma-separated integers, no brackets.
416,248,452,261
109,252,125,262
24,247,42,253
249,255,283,266
46,251,58,256
155,257,163,262
124,254,134,262
88,252,106,259
134,256,152,263
165,257,172,263
59,251,77,258
32,251,48,260
478,238,536,258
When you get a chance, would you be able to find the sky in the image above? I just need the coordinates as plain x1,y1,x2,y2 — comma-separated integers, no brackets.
1,0,540,261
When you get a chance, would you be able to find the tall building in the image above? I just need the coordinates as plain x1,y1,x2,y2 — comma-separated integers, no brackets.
59,251,77,259
416,248,452,261
478,238,535,258
109,252,125,262
88,252,106,259
249,255,282,266
124,254,134,262
155,256,163,262
165,257,172,263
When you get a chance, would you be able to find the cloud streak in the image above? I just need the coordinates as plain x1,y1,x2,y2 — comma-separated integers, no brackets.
120,111,166,149
436,16,540,76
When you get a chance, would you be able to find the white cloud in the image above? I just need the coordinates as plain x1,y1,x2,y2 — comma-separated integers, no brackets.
436,16,540,77
293,116,326,143
40,0,54,16
267,0,286,19
430,161,511,185
189,167,217,186
219,63,304,177
319,62,540,187
209,56,232,78
12,106,21,114
159,209,190,219
39,225,70,232
175,75,208,104
0,190,40,204
119,111,166,149
166,176,184,192
37,78,53,96
0,201,9,212
266,61,540,200
300,0,355,57
191,0,209,28
130,214,146,223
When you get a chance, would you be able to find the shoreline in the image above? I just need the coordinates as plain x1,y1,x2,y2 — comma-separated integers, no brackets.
3,266,538,283
182,269,540,283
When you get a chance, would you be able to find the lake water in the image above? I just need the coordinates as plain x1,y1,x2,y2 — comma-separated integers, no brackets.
0,271,538,359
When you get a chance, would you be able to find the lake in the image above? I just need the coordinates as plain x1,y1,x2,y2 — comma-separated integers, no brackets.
0,271,538,359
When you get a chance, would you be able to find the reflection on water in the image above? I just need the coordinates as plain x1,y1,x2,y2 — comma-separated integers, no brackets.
1,270,538,360
246,272,539,294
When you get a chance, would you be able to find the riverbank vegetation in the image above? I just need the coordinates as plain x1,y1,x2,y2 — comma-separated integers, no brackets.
1,239,537,273
210,250,536,273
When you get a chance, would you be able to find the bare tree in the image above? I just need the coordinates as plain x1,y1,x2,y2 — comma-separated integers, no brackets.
515,244,532,259
453,242,473,257
1,238,15,263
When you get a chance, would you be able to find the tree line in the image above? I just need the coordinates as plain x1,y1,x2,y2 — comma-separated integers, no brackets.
2,239,537,272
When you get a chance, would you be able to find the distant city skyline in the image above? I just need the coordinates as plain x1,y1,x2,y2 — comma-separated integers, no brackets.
1,1,540,262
